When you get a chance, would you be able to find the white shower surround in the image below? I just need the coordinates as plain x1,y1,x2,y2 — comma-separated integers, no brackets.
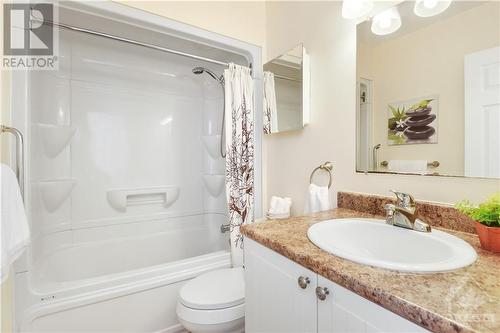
10,2,262,332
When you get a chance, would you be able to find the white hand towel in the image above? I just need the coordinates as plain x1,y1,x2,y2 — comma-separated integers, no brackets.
1,163,30,282
388,160,428,174
304,184,331,214
268,196,292,217
269,196,280,213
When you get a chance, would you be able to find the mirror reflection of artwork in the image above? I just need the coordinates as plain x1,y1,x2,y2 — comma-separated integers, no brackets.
387,96,438,145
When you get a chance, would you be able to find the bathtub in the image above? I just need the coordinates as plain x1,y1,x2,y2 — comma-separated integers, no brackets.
17,214,230,333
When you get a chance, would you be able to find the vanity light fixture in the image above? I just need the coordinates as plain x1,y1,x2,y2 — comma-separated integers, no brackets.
371,7,402,36
342,0,374,19
414,0,452,17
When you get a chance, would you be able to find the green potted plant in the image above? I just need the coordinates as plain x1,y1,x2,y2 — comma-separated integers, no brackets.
456,193,500,252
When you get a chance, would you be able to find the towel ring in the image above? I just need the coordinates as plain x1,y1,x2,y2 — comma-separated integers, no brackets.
309,161,333,189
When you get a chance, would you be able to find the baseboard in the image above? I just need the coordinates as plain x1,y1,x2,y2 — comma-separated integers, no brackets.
154,323,187,333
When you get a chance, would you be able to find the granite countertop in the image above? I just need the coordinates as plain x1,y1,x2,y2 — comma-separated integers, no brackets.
241,208,500,333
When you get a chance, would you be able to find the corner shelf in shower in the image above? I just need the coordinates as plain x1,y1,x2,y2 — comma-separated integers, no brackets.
202,175,225,197
202,135,222,159
35,124,76,158
38,179,77,213
107,186,180,212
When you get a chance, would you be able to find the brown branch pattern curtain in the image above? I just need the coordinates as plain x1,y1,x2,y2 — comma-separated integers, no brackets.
223,63,255,267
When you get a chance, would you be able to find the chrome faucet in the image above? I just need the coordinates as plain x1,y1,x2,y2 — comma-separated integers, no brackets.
384,190,431,232
220,224,231,233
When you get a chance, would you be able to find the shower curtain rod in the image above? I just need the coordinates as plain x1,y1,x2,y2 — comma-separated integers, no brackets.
274,74,302,83
35,18,251,69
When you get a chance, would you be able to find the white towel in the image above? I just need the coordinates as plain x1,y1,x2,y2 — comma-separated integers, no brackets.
388,160,428,174
304,184,331,214
268,196,292,218
1,163,30,282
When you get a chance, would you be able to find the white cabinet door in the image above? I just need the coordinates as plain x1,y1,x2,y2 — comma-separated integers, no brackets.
245,239,317,333
317,276,429,333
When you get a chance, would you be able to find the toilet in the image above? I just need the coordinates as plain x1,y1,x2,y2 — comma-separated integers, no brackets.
176,267,245,333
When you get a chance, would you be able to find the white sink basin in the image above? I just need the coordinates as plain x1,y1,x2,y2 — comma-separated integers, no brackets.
307,218,477,273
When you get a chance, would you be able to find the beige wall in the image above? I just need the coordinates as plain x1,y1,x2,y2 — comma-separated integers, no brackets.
117,1,267,59
358,2,500,176
264,1,499,216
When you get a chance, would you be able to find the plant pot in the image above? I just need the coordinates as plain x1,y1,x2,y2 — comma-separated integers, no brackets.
474,221,500,253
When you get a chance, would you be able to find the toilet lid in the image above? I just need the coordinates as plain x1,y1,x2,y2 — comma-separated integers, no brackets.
179,267,244,310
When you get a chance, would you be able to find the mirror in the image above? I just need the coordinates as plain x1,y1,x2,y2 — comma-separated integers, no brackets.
356,1,499,178
263,44,310,134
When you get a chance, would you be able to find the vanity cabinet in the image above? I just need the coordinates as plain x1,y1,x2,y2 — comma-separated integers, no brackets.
245,238,317,332
245,239,429,332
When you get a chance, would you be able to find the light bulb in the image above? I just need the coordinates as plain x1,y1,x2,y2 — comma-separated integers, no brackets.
371,7,401,36
414,0,452,17
423,0,438,9
379,17,391,29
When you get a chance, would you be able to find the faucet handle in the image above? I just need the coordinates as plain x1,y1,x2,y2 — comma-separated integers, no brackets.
389,190,416,210
384,204,396,225
384,203,396,213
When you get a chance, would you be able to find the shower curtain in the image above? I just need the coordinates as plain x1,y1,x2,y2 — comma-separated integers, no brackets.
263,71,278,134
224,63,255,267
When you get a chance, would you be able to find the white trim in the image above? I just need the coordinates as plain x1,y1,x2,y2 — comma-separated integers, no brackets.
356,77,373,172
154,324,187,333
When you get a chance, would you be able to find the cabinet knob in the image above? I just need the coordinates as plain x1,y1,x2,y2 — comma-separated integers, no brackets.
316,286,330,300
297,276,311,289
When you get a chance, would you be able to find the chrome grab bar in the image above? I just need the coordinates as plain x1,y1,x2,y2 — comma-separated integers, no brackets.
1,125,25,201
372,144,381,171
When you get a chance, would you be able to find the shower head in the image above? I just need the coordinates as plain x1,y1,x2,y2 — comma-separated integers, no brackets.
192,67,224,85
192,67,205,75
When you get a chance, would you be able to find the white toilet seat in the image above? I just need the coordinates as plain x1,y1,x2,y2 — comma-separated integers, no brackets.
177,302,245,325
176,267,245,332
179,267,245,310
